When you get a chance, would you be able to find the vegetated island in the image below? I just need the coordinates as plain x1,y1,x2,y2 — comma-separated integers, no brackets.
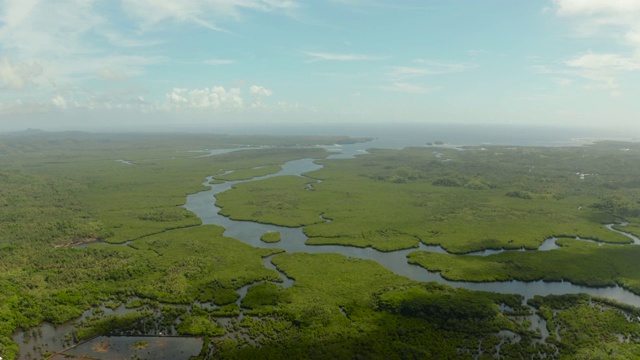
260,231,282,243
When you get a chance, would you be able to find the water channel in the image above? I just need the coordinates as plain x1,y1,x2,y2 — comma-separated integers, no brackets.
13,142,640,359
184,144,640,307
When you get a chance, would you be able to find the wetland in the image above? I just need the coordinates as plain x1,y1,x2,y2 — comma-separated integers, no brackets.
3,129,640,359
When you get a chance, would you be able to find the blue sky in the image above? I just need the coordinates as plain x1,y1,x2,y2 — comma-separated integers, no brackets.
0,0,639,131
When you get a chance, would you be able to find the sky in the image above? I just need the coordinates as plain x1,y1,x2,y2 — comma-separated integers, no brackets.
0,0,639,132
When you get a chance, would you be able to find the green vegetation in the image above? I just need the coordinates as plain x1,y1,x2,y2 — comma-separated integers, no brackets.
4,131,640,359
217,143,640,253
506,190,533,200
241,282,286,310
260,231,281,243
74,312,152,341
528,294,640,358
0,131,356,359
408,238,640,293
214,165,282,181
0,131,336,245
134,340,149,349
217,176,327,227
212,252,546,359
177,315,225,336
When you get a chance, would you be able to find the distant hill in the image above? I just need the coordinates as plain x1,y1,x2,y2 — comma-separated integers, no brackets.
1,128,48,137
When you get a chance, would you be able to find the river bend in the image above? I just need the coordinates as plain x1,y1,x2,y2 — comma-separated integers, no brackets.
183,148,640,307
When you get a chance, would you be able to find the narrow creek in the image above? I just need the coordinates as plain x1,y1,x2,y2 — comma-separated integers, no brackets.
184,146,640,308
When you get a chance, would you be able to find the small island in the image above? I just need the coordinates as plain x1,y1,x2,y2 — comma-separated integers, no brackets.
260,231,281,243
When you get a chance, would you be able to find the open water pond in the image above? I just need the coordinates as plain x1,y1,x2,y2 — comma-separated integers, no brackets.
58,336,202,360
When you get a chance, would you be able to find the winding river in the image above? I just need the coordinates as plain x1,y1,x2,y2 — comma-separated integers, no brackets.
13,143,640,359
184,144,640,307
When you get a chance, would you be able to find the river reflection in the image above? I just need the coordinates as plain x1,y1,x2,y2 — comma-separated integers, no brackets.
184,145,640,307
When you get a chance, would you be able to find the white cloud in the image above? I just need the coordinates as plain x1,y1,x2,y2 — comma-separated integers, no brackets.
566,52,640,71
121,0,298,32
329,0,435,10
1,84,278,116
0,0,40,31
564,52,640,95
388,61,476,80
51,95,68,110
99,67,129,82
387,66,430,79
549,0,640,95
0,0,104,59
166,86,244,111
277,101,304,111
552,0,640,43
554,0,640,16
384,82,437,94
533,52,639,95
249,85,273,97
249,85,273,107
414,59,477,72
0,0,294,115
0,0,115,90
304,52,383,61
0,58,43,89
554,77,573,86
0,99,50,115
626,29,640,47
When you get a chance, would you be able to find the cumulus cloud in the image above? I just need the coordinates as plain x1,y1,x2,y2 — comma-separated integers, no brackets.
166,86,244,110
250,85,273,97
249,85,273,107
51,95,68,109
162,85,277,111
0,0,296,116
0,58,43,89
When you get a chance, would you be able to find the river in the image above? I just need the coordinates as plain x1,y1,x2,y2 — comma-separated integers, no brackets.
183,143,640,307
14,141,640,359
